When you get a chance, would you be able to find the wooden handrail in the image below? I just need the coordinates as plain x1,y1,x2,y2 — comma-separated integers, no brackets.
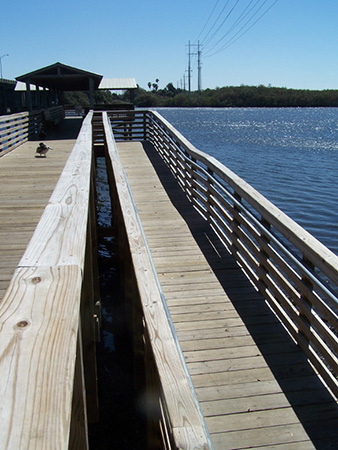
0,112,93,449
103,112,213,450
109,109,338,399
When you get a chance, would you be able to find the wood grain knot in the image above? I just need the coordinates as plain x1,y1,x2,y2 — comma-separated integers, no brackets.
31,276,42,284
16,320,30,329
66,195,73,205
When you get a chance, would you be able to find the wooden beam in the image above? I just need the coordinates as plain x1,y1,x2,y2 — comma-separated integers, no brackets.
0,265,82,449
0,112,93,449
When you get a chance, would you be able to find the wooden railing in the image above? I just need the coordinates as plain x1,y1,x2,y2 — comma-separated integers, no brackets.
109,109,338,400
0,108,212,450
102,112,212,450
0,112,98,449
2,108,337,448
0,106,64,155
108,109,148,141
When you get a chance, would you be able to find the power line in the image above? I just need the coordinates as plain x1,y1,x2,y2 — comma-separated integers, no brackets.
200,0,231,47
194,0,279,57
195,0,220,43
205,0,260,49
203,0,264,55
185,0,279,92
205,0,279,57
203,0,240,49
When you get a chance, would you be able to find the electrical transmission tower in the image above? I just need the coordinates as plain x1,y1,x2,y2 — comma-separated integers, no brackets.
197,41,202,96
186,41,202,98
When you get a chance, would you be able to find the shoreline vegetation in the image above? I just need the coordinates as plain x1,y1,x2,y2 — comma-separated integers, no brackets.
64,84,338,108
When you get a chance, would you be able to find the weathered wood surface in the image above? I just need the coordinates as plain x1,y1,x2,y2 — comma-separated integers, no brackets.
104,113,212,450
0,116,91,449
0,118,82,300
116,139,338,450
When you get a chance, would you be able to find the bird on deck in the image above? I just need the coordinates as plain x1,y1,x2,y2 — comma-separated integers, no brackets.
36,142,52,157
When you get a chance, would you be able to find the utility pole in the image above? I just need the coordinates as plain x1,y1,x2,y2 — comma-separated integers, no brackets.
0,54,9,80
188,40,191,99
186,42,202,99
197,41,202,97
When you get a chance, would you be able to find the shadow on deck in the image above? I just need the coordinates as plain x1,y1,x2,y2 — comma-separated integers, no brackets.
35,117,83,141
142,140,338,449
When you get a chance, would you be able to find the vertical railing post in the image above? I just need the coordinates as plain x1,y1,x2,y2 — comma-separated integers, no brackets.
143,111,148,141
258,217,271,289
299,256,314,344
206,167,214,222
231,191,242,257
182,152,190,198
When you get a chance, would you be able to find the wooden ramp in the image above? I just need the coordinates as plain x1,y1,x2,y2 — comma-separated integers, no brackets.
116,140,338,450
0,117,82,300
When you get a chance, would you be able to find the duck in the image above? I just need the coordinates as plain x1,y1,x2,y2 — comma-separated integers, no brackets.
36,142,52,157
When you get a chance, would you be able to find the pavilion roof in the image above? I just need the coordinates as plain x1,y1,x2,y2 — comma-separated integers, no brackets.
16,62,103,91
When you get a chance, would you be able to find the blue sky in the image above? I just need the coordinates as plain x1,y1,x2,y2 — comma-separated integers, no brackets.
1,0,338,91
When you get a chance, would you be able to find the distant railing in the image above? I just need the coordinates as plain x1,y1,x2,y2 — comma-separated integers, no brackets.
0,106,64,155
109,109,338,399
108,109,147,141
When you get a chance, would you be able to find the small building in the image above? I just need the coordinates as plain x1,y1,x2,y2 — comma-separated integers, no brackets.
13,62,137,112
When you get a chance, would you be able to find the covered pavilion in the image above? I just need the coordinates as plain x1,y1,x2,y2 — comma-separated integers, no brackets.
15,62,137,110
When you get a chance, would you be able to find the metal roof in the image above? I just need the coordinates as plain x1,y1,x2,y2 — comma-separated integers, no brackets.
98,78,137,90
15,81,47,91
16,62,103,91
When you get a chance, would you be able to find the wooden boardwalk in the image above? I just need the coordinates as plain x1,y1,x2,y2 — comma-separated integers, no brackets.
117,140,338,450
0,118,82,300
1,114,337,449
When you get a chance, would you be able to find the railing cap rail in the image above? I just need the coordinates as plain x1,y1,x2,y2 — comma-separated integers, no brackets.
0,112,93,449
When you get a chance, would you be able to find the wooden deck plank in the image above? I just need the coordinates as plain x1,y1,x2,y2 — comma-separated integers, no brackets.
0,118,82,301
117,140,338,450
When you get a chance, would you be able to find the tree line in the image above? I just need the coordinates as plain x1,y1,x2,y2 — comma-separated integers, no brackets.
132,84,338,107
63,84,338,108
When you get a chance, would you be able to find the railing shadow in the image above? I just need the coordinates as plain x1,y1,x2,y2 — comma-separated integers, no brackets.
142,140,338,449
31,117,83,141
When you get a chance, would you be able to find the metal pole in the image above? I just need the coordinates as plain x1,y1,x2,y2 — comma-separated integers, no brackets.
197,41,201,97
188,41,191,100
0,54,9,80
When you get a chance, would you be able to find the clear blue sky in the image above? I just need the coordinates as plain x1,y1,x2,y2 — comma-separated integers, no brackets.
1,0,338,91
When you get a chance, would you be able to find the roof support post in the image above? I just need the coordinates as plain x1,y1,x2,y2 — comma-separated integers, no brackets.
89,77,94,109
43,87,47,108
26,81,32,111
130,88,135,106
36,85,42,109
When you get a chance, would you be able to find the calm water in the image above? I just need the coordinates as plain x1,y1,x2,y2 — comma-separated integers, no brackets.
153,107,338,256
